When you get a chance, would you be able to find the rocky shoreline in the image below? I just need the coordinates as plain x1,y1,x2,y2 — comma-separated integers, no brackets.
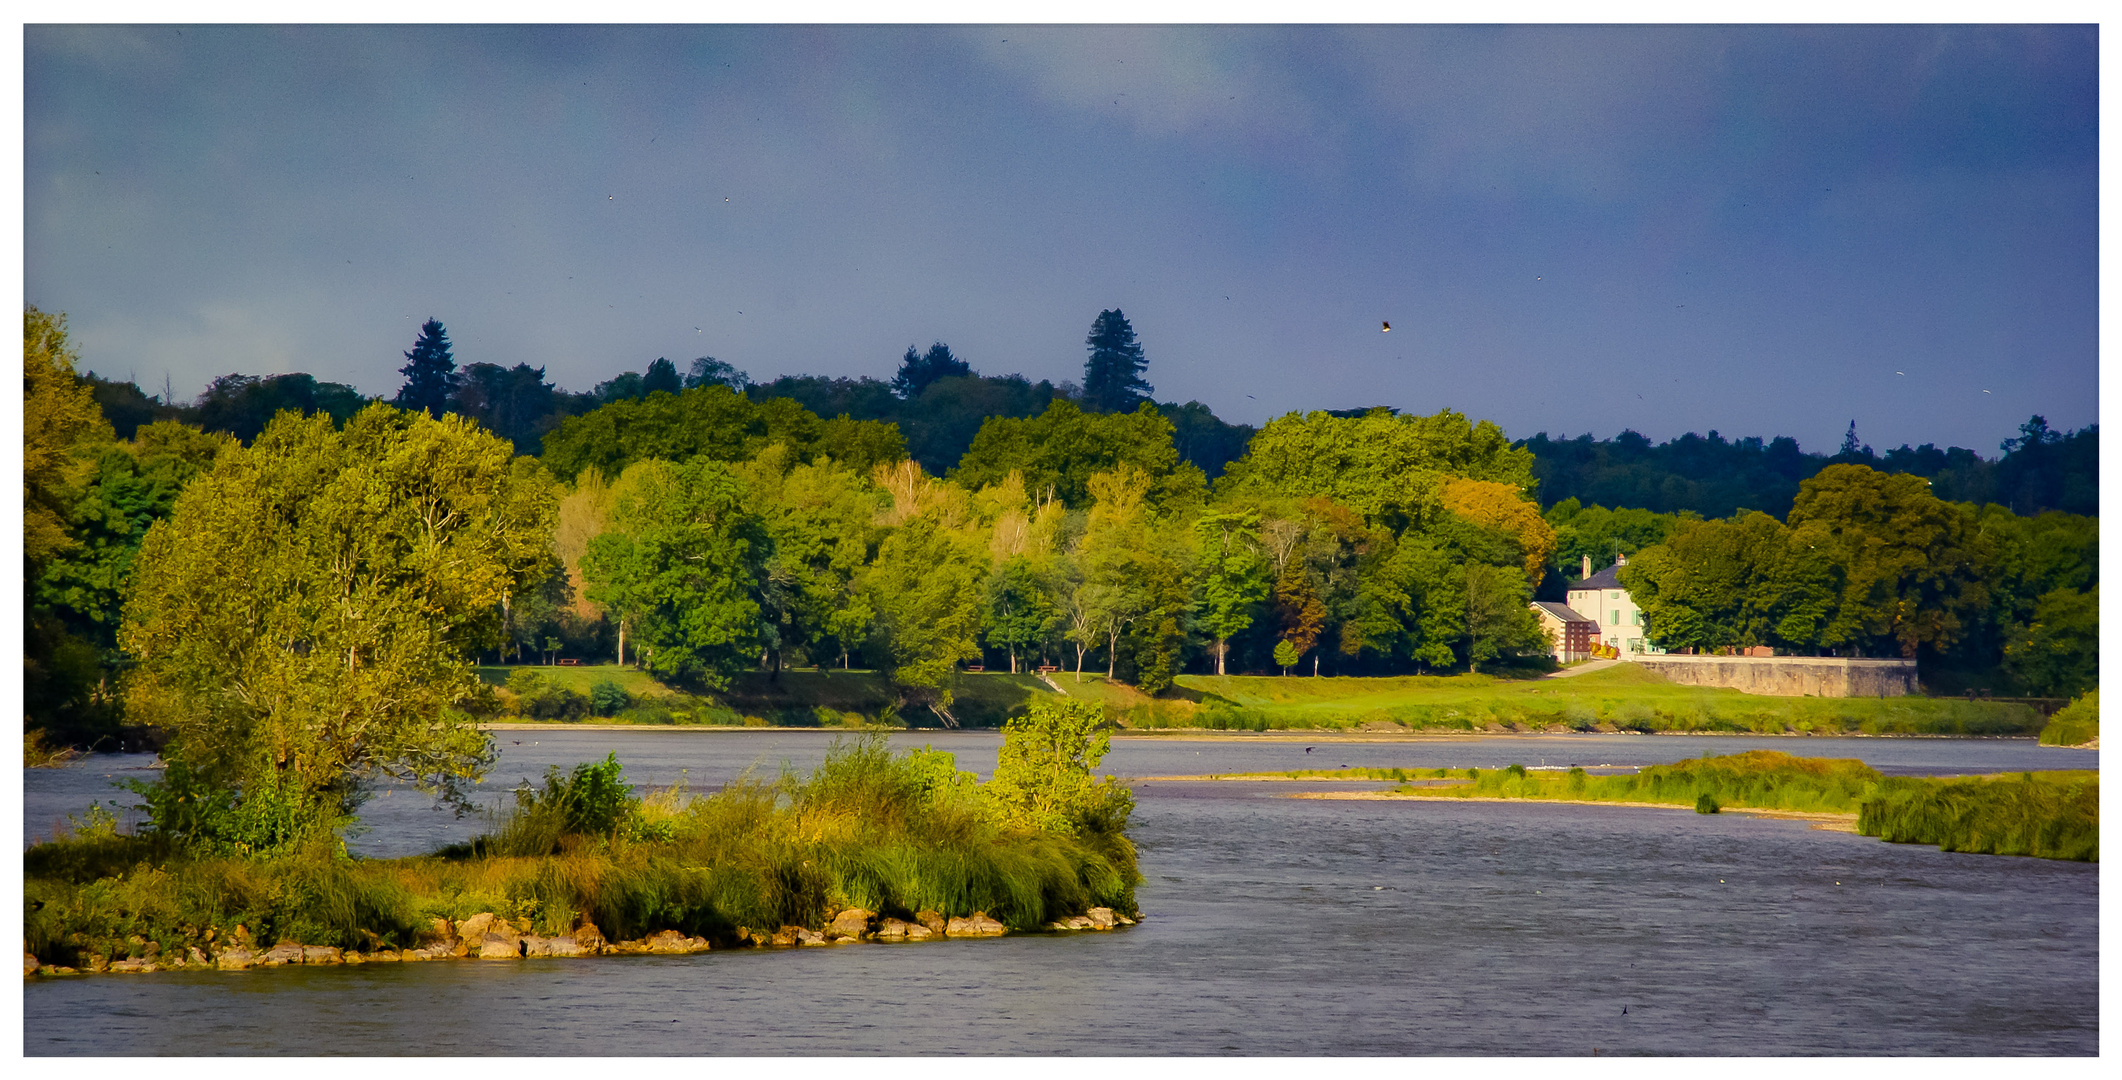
25,906,1138,978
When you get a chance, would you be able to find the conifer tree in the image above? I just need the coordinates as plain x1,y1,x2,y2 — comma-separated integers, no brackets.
392,318,459,419
890,342,971,399
1082,309,1152,413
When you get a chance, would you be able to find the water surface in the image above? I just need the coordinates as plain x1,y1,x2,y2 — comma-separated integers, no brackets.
23,732,2098,1054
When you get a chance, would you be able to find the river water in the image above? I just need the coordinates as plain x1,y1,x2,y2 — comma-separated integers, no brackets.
23,732,2100,1055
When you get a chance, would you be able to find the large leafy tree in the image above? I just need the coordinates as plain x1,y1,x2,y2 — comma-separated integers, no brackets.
1082,309,1152,413
24,306,113,568
582,457,770,689
1221,407,1536,530
450,362,566,456
890,342,972,399
860,461,987,717
391,318,460,419
983,556,1060,673
1461,563,1543,674
2001,585,2097,697
1786,464,1990,658
985,700,1134,838
1192,510,1268,675
122,405,560,845
953,399,1202,509
736,445,886,672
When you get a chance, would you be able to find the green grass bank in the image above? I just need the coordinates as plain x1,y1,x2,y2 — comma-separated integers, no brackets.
474,663,2040,738
1240,750,2096,862
1166,666,2041,736
2039,690,2098,747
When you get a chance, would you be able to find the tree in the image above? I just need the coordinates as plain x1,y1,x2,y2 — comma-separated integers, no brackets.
2001,586,2097,698
642,357,683,397
1439,476,1557,584
391,318,459,419
1786,464,1989,658
450,362,565,456
952,399,1202,509
685,356,752,392
581,457,769,689
1082,309,1152,413
860,461,987,718
1193,510,1268,675
890,342,972,399
122,404,559,847
1220,408,1536,529
984,700,1133,837
736,445,886,672
983,556,1059,673
24,307,115,568
1273,639,1301,675
541,383,905,483
1272,566,1326,673
1461,563,1542,673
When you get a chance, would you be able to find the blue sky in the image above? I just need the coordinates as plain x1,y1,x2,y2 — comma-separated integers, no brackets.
24,24,2098,455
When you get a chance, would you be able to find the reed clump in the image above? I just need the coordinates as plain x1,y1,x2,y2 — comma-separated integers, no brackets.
2038,690,2098,747
1396,750,1886,814
1858,772,2098,862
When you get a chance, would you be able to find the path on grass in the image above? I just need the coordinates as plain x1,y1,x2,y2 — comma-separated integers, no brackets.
1545,659,1626,679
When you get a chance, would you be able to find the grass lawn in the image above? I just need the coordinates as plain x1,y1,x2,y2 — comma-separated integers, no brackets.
1168,664,2040,736
476,664,676,698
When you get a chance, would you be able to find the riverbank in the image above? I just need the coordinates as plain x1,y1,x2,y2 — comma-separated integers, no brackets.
1160,751,2095,861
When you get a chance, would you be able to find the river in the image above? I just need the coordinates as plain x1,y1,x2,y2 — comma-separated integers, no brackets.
23,731,2099,1055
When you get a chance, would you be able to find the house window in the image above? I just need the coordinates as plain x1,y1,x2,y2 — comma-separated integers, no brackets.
1609,611,1619,625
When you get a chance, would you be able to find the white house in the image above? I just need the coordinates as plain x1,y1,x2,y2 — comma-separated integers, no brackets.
1565,554,1659,655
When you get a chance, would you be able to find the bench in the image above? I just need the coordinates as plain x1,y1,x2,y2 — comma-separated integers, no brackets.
556,658,580,666
1036,665,1058,673
965,664,985,673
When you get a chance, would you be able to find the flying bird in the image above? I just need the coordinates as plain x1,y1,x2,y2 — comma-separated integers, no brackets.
1896,371,1905,375
1983,390,1992,394
1382,321,1391,332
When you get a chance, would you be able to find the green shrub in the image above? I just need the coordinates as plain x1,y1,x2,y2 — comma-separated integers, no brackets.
589,678,631,717
1695,793,1721,814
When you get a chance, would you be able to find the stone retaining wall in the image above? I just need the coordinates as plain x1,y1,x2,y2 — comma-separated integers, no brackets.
1631,655,1918,698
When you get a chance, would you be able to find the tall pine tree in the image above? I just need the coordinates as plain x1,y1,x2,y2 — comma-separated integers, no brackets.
1083,309,1152,413
392,318,459,419
890,342,972,399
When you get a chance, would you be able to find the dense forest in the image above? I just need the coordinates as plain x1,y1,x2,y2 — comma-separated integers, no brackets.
27,305,2098,747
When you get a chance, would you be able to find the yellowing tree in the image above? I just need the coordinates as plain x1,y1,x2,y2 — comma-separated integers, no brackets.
23,307,113,568
1439,476,1558,584
122,405,559,847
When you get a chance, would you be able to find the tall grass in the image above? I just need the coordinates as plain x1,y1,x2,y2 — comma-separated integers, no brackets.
25,736,1140,968
1400,750,1886,814
2039,690,2098,747
1859,772,2098,861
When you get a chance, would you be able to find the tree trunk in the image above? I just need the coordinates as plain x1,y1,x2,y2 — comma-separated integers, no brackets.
617,620,626,668
1075,644,1086,681
1216,639,1227,675
1313,654,1319,677
1107,626,1120,679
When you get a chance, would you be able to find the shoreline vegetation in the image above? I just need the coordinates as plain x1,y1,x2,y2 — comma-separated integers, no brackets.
1158,751,2097,862
476,663,2045,739
26,714,1143,980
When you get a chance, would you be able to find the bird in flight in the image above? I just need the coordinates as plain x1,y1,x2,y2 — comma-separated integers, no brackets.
1983,389,1992,394
1896,371,1905,375
1382,321,1391,332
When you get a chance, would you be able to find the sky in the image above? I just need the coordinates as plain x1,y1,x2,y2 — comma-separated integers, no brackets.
22,23,2099,456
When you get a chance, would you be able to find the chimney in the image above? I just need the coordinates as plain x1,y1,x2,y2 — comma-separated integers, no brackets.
1582,555,1591,580
1616,553,1628,567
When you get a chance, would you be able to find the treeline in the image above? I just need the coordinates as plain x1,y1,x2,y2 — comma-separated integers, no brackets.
1523,416,2095,519
25,304,2098,747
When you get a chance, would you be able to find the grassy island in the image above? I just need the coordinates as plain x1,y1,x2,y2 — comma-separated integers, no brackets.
1178,750,2096,862
25,709,1140,977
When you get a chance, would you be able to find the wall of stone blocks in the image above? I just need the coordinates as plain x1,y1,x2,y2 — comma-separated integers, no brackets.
1630,656,1919,698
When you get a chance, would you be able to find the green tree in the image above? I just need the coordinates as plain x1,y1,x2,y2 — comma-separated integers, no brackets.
541,383,904,483
1461,563,1542,673
582,457,769,689
952,399,1203,509
1082,309,1152,413
1787,464,1990,658
1273,638,1301,675
983,556,1060,673
23,306,113,569
391,318,459,419
737,445,886,671
2001,586,2097,698
641,357,683,397
122,405,559,846
862,515,986,718
984,700,1133,836
1193,510,1268,675
1543,498,1684,584
1072,467,1156,679
1220,407,1536,529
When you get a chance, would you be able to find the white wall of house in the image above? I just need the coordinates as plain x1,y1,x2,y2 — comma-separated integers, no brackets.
1566,554,1658,654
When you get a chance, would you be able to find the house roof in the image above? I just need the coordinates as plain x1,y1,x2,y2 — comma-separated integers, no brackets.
1531,601,1596,624
1568,564,1627,592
